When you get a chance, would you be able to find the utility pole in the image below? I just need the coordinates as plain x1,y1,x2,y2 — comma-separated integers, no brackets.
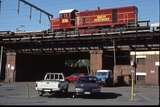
113,39,116,66
0,46,3,79
130,11,138,101
0,0,2,14
134,19,138,85
130,68,135,101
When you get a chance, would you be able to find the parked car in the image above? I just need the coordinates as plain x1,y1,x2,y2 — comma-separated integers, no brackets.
96,70,113,86
35,73,69,96
73,75,101,98
65,73,87,83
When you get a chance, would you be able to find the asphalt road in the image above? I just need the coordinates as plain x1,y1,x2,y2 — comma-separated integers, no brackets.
0,82,159,105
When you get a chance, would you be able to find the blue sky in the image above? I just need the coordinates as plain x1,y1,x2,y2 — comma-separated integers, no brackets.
0,0,159,32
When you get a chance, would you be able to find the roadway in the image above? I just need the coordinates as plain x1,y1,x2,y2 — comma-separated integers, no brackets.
0,82,159,105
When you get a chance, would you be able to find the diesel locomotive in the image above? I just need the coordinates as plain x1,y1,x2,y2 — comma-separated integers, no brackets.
50,6,149,35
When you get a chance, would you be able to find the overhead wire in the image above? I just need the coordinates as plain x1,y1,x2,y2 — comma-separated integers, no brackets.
18,0,53,23
0,0,2,15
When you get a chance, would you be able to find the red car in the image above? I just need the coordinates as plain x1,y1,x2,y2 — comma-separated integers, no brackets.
65,73,86,83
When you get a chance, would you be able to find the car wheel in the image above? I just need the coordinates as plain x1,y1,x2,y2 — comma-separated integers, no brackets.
62,88,68,93
72,94,77,98
38,91,44,96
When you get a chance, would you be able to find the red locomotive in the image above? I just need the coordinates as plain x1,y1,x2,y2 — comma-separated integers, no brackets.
51,6,138,34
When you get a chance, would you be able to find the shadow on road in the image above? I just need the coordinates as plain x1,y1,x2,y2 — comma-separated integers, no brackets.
81,92,122,99
47,92,122,99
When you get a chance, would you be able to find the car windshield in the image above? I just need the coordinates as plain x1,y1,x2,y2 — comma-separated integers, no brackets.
96,72,110,79
78,76,96,83
96,72,108,76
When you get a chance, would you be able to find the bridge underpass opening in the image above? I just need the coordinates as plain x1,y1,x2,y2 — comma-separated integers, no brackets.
103,51,130,85
16,52,89,82
103,51,130,70
64,52,90,76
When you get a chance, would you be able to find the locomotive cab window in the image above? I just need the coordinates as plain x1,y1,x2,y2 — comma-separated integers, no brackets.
60,13,69,18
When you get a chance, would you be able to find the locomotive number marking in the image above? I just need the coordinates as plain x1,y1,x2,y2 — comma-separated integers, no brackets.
62,19,69,23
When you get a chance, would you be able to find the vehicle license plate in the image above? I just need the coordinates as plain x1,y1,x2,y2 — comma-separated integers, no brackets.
44,89,51,92
84,92,91,94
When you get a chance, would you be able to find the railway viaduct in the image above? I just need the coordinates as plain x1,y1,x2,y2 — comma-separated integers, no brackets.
0,30,159,85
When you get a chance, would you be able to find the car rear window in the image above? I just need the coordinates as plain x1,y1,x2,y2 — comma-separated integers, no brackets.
78,76,96,83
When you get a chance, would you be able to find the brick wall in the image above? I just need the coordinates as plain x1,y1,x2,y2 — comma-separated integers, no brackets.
130,51,159,85
113,65,132,85
145,55,159,85
90,50,103,76
114,52,159,86
5,52,16,83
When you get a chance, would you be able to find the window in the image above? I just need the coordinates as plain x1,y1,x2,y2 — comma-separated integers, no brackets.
137,58,146,64
55,75,58,80
51,75,54,80
61,13,69,18
136,75,145,81
45,75,50,80
78,76,96,83
82,18,85,24
59,75,63,80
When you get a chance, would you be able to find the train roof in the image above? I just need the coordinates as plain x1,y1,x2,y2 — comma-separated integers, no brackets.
59,9,76,14
151,22,160,27
77,5,137,14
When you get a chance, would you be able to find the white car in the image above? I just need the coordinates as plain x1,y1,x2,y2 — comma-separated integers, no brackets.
35,73,69,96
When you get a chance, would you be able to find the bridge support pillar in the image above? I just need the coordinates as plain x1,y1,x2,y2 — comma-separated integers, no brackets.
5,52,16,83
90,50,103,76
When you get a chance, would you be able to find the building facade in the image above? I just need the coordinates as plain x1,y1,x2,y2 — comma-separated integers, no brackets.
114,51,159,86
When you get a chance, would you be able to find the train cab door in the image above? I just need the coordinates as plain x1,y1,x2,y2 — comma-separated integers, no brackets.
112,9,117,24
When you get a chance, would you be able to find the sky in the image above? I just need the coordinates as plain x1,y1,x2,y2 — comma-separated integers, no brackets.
0,0,159,32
